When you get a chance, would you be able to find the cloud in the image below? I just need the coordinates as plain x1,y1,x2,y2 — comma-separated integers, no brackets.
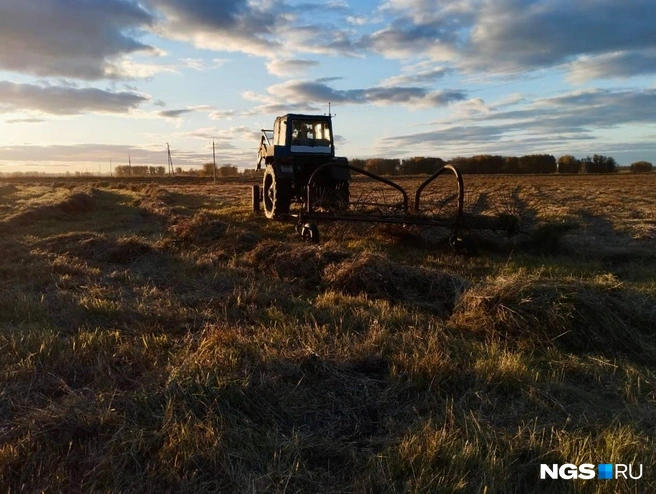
347,15,369,26
180,58,205,71
240,103,322,117
359,17,462,60
266,59,320,77
179,57,230,71
5,118,46,124
463,0,656,74
0,0,155,80
265,79,467,108
566,49,656,83
157,106,231,120
360,0,475,60
379,87,656,159
208,110,236,120
110,59,179,79
147,0,281,56
381,63,451,86
365,0,656,81
0,81,148,115
146,0,360,59
158,108,197,119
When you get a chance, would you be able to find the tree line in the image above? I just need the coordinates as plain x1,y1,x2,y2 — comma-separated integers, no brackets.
112,163,241,177
349,155,653,175
114,165,167,177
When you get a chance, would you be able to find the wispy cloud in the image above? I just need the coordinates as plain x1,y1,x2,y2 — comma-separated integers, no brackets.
265,79,467,108
5,118,46,124
0,81,148,115
266,59,320,77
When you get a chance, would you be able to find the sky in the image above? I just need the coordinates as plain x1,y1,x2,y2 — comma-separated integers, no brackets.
1,0,656,174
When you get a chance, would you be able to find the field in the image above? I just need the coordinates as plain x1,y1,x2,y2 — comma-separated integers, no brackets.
0,173,655,493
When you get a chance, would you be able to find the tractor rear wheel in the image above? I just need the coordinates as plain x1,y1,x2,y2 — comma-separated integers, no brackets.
263,165,291,219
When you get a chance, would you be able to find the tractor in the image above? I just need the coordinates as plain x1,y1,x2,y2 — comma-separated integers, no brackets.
254,113,350,219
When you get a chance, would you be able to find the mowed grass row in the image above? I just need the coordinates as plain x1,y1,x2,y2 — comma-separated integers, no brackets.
0,178,654,493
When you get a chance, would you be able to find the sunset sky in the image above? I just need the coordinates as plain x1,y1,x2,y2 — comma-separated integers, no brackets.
1,0,655,174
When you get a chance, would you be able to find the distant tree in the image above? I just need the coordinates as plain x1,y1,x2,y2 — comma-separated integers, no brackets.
364,158,400,175
350,158,366,169
399,156,445,175
503,156,520,173
115,165,131,177
175,167,183,175
129,165,148,176
630,161,653,173
558,155,581,174
450,155,505,174
218,165,239,177
517,154,557,174
202,163,217,176
449,156,470,172
582,154,617,173
242,168,264,178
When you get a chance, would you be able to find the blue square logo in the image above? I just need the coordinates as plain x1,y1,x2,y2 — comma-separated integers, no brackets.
598,464,613,480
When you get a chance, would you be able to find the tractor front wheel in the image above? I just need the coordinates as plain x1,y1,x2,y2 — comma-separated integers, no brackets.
263,165,291,219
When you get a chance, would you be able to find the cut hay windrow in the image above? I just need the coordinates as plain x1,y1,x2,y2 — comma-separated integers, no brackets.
241,240,349,288
242,242,465,315
453,273,656,363
36,232,154,265
2,191,95,228
324,252,466,316
0,183,18,196
167,214,227,246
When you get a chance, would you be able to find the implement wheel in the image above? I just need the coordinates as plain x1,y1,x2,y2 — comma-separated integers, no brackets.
251,184,261,213
300,223,320,243
263,165,291,219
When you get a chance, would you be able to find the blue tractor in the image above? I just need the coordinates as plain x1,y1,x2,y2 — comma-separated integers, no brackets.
255,113,350,219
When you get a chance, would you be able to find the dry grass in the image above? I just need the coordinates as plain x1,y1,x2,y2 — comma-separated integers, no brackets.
324,252,465,316
0,175,655,493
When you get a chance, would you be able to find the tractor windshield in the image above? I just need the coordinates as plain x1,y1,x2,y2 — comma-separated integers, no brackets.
290,120,332,153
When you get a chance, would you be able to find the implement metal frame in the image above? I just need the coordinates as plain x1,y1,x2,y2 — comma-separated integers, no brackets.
296,163,465,237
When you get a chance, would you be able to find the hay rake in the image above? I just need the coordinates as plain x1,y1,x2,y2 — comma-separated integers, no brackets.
287,163,535,251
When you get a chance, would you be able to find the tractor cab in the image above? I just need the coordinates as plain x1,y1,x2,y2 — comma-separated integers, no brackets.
258,114,335,169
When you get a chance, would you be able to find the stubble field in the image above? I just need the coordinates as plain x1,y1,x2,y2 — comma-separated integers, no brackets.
0,173,654,493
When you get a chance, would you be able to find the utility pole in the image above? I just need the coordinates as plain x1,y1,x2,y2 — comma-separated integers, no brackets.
212,138,216,184
167,143,174,176
110,158,112,177
128,154,132,176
